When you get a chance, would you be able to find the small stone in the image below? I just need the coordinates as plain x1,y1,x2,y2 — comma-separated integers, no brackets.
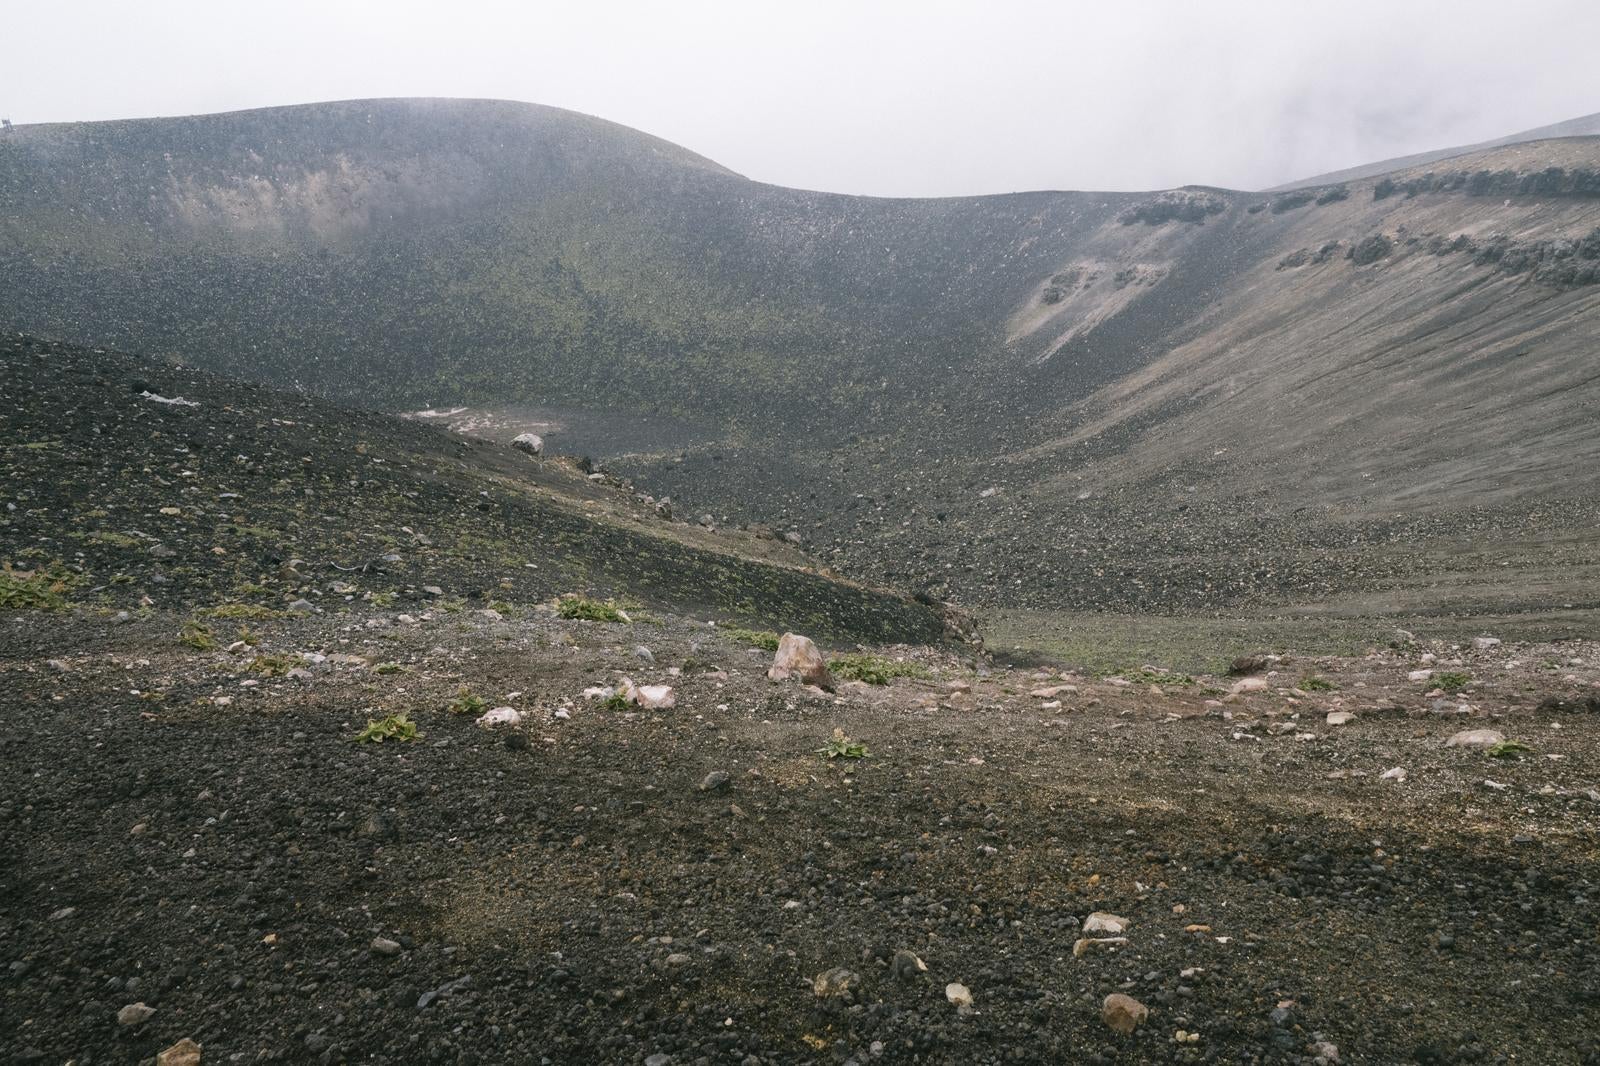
475,706,523,729
1407,669,1433,682
1472,636,1502,651
157,1038,203,1066
117,1002,157,1026
512,432,544,456
49,906,76,921
644,1055,672,1066
1083,911,1129,934
1228,655,1268,675
812,967,860,998
1308,1040,1341,1063
371,937,402,956
1325,711,1354,726
1446,728,1504,749
286,598,315,613
945,982,973,1008
891,950,927,981
1230,677,1269,695
699,770,732,792
1381,766,1407,783
634,645,655,664
1072,936,1128,958
1102,993,1148,1034
635,684,675,709
664,952,691,966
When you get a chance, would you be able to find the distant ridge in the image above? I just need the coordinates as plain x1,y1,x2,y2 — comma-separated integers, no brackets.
1270,110,1600,190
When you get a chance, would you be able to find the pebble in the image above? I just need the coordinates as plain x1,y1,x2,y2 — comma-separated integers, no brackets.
891,950,927,980
945,982,974,1009
813,967,860,998
1102,992,1148,1034
1325,711,1354,726
699,770,732,792
1083,911,1129,934
1072,936,1128,957
157,1038,203,1066
371,937,402,956
1446,728,1504,749
117,1002,157,1026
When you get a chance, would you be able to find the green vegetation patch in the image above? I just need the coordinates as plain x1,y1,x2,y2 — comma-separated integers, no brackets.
373,662,409,675
354,713,421,743
830,653,931,686
1432,671,1472,693
247,653,298,677
1487,740,1535,758
447,688,487,716
1297,676,1338,692
723,626,780,651
557,595,630,623
0,568,71,610
818,729,871,760
179,621,217,651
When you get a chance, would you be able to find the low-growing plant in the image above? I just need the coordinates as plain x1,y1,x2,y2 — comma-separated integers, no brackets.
1433,671,1472,693
354,713,421,743
179,621,216,650
0,567,71,610
235,626,260,646
447,688,487,716
1298,676,1338,692
724,626,780,651
830,653,931,686
557,595,629,623
602,692,632,711
818,728,871,759
247,653,298,677
1487,740,1535,758
373,662,408,675
369,591,397,608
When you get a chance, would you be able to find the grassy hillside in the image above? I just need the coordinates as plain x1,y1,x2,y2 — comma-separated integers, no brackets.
0,98,1128,424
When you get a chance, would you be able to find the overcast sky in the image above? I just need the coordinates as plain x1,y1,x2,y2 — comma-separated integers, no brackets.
6,1,1597,197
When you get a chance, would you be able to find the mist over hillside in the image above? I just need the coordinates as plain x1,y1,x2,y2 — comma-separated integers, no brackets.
4,98,1599,617
9,86,1600,1066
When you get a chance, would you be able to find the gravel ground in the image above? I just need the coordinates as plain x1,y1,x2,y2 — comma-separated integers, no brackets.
4,606,1599,1064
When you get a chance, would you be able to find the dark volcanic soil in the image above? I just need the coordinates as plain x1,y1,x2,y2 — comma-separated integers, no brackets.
5,334,1600,1065
3,604,1600,1064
